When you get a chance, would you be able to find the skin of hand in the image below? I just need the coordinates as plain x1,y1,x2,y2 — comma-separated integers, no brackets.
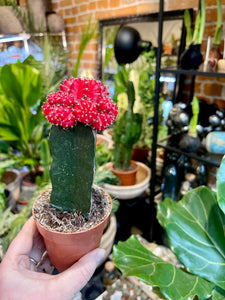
0,217,105,300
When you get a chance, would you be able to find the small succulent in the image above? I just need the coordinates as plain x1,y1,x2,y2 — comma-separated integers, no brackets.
42,77,118,218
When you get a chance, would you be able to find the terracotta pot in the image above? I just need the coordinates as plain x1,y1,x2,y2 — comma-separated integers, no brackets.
110,160,138,186
102,162,151,200
32,186,112,272
132,147,149,163
1,169,21,202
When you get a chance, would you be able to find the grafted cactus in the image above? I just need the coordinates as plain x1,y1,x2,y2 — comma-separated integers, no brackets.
113,81,142,170
42,77,118,217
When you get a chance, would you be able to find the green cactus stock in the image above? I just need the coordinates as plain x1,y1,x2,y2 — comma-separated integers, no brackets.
49,123,95,218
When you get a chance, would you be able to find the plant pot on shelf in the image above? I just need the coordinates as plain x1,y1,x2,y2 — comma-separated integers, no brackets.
1,169,21,210
102,161,151,200
110,160,138,186
132,147,150,163
180,44,203,70
19,171,42,207
32,185,112,272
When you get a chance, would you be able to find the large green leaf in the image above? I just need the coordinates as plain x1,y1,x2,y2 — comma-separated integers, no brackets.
0,64,42,109
113,235,214,300
217,155,225,214
157,186,225,290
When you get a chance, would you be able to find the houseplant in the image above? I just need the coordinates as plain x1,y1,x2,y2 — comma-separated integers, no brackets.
133,50,167,162
113,155,225,300
32,77,118,271
112,78,142,185
180,0,206,69
208,0,223,64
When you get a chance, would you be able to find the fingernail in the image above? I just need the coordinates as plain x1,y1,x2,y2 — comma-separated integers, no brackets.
95,248,106,264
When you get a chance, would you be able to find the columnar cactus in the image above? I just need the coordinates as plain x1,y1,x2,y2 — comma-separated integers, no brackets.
42,78,118,218
113,81,142,170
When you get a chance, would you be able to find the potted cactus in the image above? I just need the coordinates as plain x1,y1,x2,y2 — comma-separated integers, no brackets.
32,77,118,271
111,80,142,186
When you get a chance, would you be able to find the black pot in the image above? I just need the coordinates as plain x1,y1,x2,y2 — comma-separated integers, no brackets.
180,44,203,70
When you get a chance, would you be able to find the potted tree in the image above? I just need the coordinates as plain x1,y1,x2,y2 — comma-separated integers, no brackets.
32,77,118,272
113,155,225,299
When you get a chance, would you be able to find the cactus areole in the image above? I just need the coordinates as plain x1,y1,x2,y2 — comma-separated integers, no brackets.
42,78,118,218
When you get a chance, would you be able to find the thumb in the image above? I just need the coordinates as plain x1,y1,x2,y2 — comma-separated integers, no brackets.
55,248,105,294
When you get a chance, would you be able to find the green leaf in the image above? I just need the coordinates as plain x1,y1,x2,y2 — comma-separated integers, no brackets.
212,286,225,300
158,186,225,290
0,64,42,109
217,155,225,214
113,235,214,300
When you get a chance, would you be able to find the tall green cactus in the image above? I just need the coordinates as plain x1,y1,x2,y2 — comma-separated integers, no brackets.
49,124,95,217
113,81,142,170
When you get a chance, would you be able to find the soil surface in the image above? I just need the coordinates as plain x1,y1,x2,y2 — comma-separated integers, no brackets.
33,185,111,233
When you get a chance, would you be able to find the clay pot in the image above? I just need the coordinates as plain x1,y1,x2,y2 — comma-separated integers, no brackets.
110,160,138,186
132,147,149,163
1,169,21,202
32,186,112,272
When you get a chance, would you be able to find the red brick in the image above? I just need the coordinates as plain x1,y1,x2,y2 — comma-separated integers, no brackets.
82,52,95,60
80,4,88,12
89,2,97,10
64,17,76,24
109,0,121,8
60,0,72,7
203,83,223,96
113,6,138,17
137,3,159,14
97,0,108,9
213,99,225,108
196,75,215,81
168,0,198,10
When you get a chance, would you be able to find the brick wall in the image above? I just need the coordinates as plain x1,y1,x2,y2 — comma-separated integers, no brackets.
42,0,225,107
50,0,198,77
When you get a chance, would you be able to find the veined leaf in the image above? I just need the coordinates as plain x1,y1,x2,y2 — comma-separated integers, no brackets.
113,235,214,300
0,64,42,109
212,286,225,300
157,186,225,290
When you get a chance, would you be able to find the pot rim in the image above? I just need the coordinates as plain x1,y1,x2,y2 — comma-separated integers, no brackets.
111,160,138,174
32,184,112,236
104,161,151,189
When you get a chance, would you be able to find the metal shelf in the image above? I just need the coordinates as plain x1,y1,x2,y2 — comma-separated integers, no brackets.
157,136,222,168
160,65,225,78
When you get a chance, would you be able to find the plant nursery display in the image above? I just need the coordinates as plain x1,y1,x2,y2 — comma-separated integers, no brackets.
32,77,118,271
113,155,225,300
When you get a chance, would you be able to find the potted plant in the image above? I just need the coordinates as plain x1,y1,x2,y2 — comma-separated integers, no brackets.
111,78,142,186
178,96,201,152
32,77,118,272
209,0,223,60
133,49,167,163
113,155,225,299
0,62,52,206
180,0,206,70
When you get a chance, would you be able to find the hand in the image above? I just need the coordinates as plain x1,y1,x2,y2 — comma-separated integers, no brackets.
0,217,105,300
